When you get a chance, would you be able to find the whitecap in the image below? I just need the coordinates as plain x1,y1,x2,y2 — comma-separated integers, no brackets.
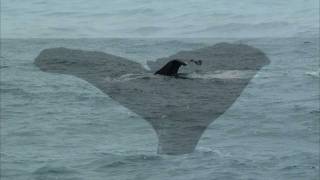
305,69,320,78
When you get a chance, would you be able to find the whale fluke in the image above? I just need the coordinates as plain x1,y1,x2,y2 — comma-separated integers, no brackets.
34,43,270,155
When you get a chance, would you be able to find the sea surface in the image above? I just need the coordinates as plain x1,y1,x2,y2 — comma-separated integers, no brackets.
1,37,319,180
2,0,319,38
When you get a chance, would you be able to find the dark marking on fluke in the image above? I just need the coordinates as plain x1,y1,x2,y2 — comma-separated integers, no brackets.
155,59,186,76
34,43,270,155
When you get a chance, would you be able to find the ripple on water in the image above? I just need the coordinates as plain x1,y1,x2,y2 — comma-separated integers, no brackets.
32,165,82,180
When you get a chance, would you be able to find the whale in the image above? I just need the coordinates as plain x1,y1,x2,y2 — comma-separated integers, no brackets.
34,42,270,155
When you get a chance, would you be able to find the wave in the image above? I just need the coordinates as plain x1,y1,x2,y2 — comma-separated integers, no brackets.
90,153,162,171
195,147,232,157
117,8,160,16
32,165,81,180
131,26,164,35
185,22,297,37
43,11,81,17
201,22,291,32
305,69,320,78
83,8,160,18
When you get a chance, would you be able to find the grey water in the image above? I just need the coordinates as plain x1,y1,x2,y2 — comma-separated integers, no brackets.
2,0,319,38
1,37,319,180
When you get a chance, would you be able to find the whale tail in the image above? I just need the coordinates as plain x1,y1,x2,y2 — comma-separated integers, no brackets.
35,43,270,155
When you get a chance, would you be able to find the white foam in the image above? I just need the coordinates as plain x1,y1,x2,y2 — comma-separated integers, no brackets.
104,73,154,82
104,70,257,82
305,69,320,78
188,70,257,79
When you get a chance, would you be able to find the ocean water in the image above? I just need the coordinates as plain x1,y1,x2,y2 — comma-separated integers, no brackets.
1,37,319,180
2,0,319,38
